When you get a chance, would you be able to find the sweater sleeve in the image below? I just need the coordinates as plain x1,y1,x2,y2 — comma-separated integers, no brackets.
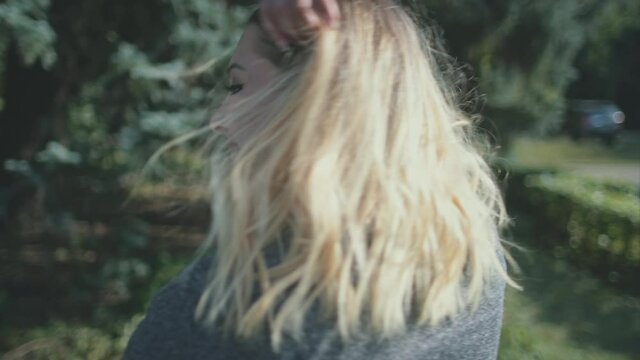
122,261,205,359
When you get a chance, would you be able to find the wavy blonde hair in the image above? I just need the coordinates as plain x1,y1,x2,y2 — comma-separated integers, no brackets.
196,0,515,350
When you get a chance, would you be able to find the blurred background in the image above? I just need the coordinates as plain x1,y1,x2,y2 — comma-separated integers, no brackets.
0,0,638,358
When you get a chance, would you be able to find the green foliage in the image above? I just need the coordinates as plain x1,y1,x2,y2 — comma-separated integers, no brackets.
568,0,640,130
0,0,247,349
0,0,56,68
502,164,640,290
0,0,56,112
2,315,144,359
3,0,246,225
581,0,640,75
409,0,590,137
403,0,640,140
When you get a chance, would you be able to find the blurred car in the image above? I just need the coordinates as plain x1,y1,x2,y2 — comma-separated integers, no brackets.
564,100,625,146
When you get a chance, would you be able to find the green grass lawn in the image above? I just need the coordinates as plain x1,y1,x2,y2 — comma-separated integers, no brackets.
507,132,640,166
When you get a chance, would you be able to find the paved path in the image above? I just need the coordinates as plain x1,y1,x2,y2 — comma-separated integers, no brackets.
564,162,640,187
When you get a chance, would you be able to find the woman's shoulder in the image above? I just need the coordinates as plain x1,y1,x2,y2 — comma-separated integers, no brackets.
122,257,217,358
295,272,506,360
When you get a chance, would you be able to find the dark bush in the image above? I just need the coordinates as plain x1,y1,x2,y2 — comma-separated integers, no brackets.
498,163,640,291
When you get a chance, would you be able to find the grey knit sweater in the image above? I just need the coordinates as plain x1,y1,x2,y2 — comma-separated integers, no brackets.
123,257,506,360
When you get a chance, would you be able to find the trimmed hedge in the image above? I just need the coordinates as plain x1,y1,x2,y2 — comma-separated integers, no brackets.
498,163,640,290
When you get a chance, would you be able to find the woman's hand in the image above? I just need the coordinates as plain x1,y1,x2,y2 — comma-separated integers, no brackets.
260,0,341,50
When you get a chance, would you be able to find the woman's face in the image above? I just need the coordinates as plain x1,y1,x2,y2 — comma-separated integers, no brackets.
215,23,281,150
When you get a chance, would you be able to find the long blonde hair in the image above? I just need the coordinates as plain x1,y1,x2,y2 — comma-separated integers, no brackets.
196,0,515,350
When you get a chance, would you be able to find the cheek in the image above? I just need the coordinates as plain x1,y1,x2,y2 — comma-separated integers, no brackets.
246,60,278,94
210,98,232,127
212,61,279,145
211,98,254,145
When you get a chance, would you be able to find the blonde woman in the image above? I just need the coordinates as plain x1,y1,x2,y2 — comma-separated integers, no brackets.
124,0,515,359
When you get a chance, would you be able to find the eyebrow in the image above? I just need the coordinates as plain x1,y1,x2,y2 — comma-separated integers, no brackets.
227,63,246,72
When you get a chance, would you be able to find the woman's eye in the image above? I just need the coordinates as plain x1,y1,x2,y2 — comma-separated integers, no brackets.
224,83,244,95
